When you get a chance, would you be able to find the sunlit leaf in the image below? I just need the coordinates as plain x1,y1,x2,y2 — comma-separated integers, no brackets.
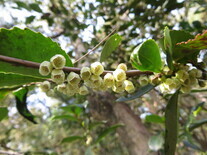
0,27,73,78
130,39,162,73
148,133,164,151
145,114,165,124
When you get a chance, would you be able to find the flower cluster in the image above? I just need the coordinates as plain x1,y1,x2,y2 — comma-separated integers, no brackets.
39,54,135,96
142,65,205,94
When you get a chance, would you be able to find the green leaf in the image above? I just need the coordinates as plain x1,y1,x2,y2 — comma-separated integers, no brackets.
170,30,198,63
89,121,106,130
145,114,165,124
52,115,79,122
189,119,207,131
15,1,30,10
0,73,43,88
130,39,162,73
100,33,122,62
61,136,84,143
116,84,155,102
61,105,83,116
164,90,179,155
13,87,37,124
0,27,73,78
148,133,164,151
25,16,35,24
177,30,207,50
94,124,124,144
0,107,8,121
164,27,174,70
29,3,42,13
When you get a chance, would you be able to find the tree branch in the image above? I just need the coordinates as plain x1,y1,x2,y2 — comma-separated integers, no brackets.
0,55,153,77
74,28,117,64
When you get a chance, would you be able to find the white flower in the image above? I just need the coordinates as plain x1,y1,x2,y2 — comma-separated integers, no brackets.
113,69,126,82
124,80,135,93
90,62,104,75
67,72,81,86
51,69,65,84
39,61,53,76
50,54,66,69
104,73,115,88
80,67,91,80
40,81,51,92
117,63,127,71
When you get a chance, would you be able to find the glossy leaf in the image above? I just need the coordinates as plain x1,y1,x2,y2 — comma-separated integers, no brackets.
13,87,37,124
0,73,43,88
164,90,179,155
116,84,155,102
100,33,122,62
93,124,124,144
0,107,8,121
61,136,84,143
130,39,162,73
148,133,164,151
0,27,73,78
145,114,165,124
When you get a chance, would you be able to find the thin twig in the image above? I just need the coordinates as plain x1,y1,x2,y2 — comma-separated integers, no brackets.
0,55,153,77
74,28,117,64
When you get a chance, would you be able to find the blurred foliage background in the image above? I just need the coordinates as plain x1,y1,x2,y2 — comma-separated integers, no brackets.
0,0,207,154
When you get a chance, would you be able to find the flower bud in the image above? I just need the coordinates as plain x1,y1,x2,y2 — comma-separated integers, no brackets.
50,54,66,69
196,70,202,78
162,66,172,75
90,75,103,88
46,89,55,97
57,83,67,94
175,70,189,82
39,61,53,76
90,62,104,75
104,73,115,88
40,81,51,92
138,75,149,86
117,63,127,71
51,69,65,84
80,67,91,80
124,80,135,93
67,72,81,86
198,80,206,87
79,85,89,95
180,85,191,93
113,69,126,82
112,85,125,93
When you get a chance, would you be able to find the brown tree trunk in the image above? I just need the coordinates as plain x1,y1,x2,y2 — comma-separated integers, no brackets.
88,92,153,155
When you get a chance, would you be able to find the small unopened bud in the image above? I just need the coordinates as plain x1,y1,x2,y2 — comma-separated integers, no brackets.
67,72,81,86
50,54,66,69
138,75,149,86
79,85,89,95
57,83,67,94
80,67,91,80
176,70,189,82
104,73,115,88
124,80,135,93
46,89,55,97
90,62,104,75
180,85,191,93
40,81,51,92
198,80,206,87
162,66,172,75
117,63,127,71
51,69,65,84
113,69,126,82
39,61,53,76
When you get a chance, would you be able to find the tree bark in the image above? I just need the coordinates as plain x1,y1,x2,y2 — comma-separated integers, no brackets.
88,92,153,155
